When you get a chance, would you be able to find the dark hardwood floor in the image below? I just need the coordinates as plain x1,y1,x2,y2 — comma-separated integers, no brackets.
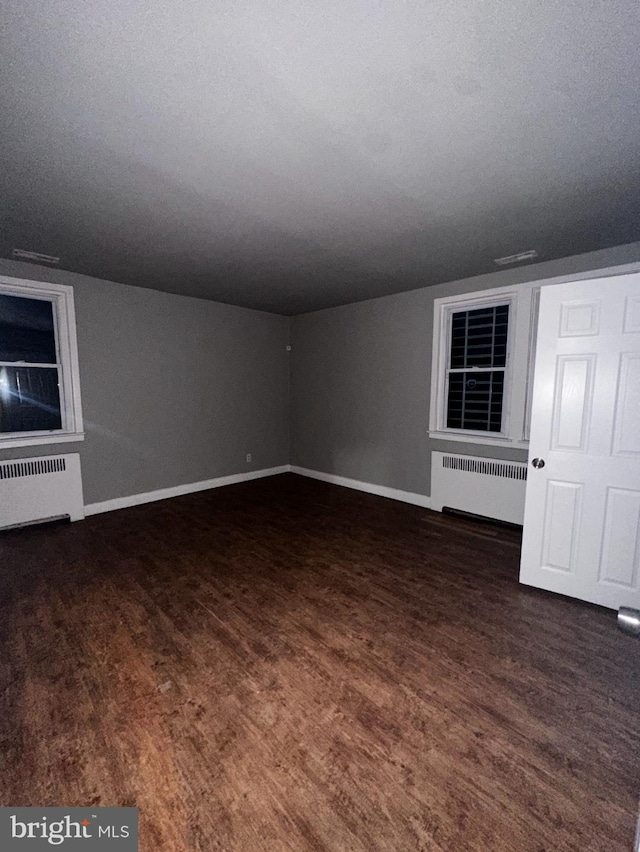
0,473,638,851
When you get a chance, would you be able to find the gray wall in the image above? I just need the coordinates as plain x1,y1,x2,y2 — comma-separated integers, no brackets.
290,242,640,497
0,259,290,505
4,240,640,508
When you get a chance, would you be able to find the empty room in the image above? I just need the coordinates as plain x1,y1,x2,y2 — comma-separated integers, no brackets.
1,2,639,850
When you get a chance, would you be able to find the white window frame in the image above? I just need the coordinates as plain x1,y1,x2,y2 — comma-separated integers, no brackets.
0,275,84,449
429,281,539,448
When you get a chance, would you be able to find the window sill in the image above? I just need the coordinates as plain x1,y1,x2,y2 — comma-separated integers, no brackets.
428,430,529,450
0,432,85,451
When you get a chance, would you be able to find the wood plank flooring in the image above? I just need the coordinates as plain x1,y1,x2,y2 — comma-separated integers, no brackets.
0,473,638,851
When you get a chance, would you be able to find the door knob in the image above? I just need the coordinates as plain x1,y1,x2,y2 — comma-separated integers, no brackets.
531,458,545,469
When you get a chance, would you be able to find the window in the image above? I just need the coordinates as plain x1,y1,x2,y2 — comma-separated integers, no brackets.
429,283,539,448
446,303,509,432
0,276,83,448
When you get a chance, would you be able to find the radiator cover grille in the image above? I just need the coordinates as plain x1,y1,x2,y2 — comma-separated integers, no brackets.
442,455,527,481
0,457,67,480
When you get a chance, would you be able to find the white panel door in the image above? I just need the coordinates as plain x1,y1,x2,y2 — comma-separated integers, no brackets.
520,273,640,609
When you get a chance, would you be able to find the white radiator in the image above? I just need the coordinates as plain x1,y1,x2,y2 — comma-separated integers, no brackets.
0,453,84,530
431,451,527,525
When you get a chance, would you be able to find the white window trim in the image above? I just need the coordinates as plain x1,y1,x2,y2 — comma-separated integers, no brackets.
429,260,640,448
0,275,84,449
429,282,538,448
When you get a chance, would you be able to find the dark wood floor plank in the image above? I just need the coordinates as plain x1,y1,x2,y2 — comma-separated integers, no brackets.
1,473,638,851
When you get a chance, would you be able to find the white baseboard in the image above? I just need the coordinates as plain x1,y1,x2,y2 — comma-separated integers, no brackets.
289,465,431,509
84,465,290,516
84,464,431,517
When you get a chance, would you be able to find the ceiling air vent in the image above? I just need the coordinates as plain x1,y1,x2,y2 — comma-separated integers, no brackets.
493,249,537,266
12,248,60,264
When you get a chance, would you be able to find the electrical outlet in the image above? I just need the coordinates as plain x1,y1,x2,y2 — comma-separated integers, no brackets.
246,453,252,463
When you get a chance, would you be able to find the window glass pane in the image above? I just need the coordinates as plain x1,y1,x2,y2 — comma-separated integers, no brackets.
450,304,509,369
0,366,62,432
0,294,57,363
447,371,504,432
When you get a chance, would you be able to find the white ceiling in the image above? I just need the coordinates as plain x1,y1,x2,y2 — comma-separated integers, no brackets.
2,0,639,314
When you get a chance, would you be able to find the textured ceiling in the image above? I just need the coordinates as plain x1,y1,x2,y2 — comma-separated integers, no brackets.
1,1,639,314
